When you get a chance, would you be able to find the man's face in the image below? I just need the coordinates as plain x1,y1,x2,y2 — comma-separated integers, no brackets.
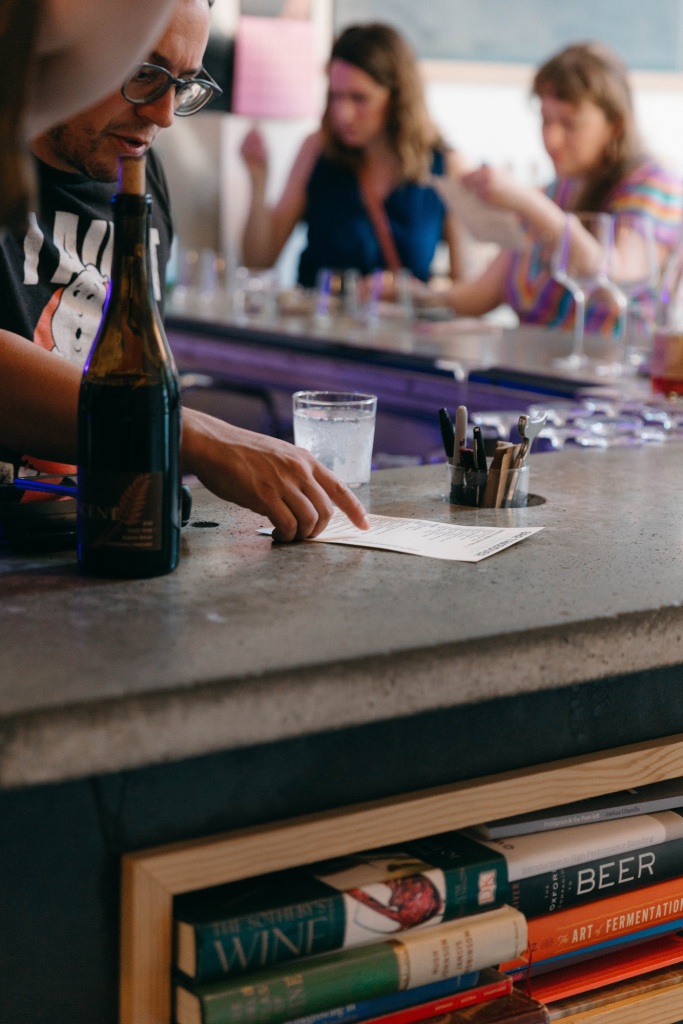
32,0,210,180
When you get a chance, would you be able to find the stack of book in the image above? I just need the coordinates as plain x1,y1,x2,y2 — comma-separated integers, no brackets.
465,777,683,1011
172,777,683,1024
172,833,531,1024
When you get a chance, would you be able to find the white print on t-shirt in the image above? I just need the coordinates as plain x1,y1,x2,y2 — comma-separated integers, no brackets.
51,264,109,361
23,209,163,366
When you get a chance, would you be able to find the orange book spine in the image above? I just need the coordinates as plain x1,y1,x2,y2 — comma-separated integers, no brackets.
499,875,683,974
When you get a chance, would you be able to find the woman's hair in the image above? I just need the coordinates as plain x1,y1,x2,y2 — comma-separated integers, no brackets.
532,41,643,211
321,22,444,180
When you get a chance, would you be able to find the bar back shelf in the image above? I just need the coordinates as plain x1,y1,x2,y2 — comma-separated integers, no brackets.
120,732,683,1024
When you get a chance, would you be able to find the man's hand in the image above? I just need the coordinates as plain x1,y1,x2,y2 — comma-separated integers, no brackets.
182,408,370,542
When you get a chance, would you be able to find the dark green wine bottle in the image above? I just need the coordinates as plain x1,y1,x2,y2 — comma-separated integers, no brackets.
77,155,181,577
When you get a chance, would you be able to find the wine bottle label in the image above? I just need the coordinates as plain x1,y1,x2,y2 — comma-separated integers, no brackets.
79,471,164,551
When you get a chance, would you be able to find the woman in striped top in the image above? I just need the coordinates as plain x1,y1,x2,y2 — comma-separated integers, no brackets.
441,42,683,330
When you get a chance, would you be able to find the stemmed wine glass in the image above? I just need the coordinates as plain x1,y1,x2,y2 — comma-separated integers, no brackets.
550,212,614,368
608,211,659,369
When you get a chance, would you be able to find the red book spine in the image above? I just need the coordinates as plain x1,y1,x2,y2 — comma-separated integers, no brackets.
499,875,683,974
361,974,513,1024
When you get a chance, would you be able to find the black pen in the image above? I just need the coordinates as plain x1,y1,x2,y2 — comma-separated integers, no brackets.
473,426,487,477
459,447,476,470
438,407,455,462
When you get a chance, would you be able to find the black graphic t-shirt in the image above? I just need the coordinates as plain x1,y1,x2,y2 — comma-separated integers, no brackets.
0,147,173,366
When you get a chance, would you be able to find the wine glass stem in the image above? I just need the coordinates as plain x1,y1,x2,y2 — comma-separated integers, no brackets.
572,289,586,361
617,295,628,343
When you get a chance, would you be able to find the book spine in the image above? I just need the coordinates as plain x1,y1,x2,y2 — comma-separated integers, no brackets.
512,834,683,917
477,803,659,840
190,890,345,980
287,972,482,1024
286,972,512,1024
471,811,683,883
474,780,683,839
499,876,683,975
504,921,683,980
360,973,512,1024
188,844,509,981
182,907,527,1024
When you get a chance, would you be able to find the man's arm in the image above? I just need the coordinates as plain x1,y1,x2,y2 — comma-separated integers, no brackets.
0,332,369,541
182,409,369,542
0,330,80,458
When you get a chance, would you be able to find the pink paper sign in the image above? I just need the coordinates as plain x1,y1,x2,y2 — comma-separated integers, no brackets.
232,15,317,119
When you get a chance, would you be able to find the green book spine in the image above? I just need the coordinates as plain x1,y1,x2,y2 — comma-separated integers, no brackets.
175,834,510,982
200,940,398,1024
175,906,527,1024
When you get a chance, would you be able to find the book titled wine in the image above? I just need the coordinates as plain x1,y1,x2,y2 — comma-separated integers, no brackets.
174,905,528,1024
468,777,683,839
287,968,512,1024
499,874,683,975
175,813,683,982
175,833,508,982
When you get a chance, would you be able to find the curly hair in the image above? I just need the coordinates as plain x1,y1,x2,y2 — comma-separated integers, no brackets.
321,22,444,181
532,41,644,211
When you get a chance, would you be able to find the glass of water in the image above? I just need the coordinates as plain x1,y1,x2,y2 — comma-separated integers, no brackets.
292,391,377,487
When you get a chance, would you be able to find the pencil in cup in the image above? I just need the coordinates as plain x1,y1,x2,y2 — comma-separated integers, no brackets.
482,443,528,508
449,443,529,508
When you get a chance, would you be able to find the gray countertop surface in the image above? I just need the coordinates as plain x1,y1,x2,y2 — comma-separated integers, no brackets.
167,314,628,388
2,444,683,788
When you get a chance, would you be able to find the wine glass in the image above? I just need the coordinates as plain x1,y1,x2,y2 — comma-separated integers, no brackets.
608,211,659,370
551,212,614,367
550,215,587,367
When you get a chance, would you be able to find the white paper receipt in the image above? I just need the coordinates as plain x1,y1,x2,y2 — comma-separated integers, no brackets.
430,176,530,251
306,512,543,562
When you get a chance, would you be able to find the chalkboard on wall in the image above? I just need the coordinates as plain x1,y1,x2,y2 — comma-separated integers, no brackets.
333,0,683,71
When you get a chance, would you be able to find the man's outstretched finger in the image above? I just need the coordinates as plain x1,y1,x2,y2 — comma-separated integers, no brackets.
314,469,370,533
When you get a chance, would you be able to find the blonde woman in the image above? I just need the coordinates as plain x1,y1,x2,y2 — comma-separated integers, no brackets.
445,42,683,328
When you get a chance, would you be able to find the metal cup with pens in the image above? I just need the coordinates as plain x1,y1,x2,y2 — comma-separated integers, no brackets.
441,407,546,509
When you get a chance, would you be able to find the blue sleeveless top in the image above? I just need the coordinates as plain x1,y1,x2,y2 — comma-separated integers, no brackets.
297,151,448,287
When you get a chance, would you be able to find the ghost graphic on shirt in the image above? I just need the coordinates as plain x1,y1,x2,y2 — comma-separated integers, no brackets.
28,209,161,363
33,263,109,364
51,265,109,361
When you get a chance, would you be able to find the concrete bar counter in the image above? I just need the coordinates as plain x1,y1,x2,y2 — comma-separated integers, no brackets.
167,315,629,459
3,444,683,1022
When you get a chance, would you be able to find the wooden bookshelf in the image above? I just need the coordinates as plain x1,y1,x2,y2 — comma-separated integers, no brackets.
559,983,683,1024
119,732,683,1024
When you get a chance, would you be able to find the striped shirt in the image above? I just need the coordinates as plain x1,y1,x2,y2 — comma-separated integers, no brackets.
504,156,683,332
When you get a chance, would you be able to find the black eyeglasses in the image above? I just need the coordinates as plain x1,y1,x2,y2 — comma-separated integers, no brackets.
121,62,223,116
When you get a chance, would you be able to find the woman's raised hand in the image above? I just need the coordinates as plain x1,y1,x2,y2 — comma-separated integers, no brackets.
240,127,269,180
461,164,527,213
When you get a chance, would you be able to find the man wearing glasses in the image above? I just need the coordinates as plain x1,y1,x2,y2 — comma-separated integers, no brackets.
0,0,221,364
0,0,368,542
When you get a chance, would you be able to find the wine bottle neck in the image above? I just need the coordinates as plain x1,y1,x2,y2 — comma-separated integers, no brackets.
109,192,155,302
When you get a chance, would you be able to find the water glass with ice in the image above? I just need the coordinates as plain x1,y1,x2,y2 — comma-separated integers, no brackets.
292,391,377,487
